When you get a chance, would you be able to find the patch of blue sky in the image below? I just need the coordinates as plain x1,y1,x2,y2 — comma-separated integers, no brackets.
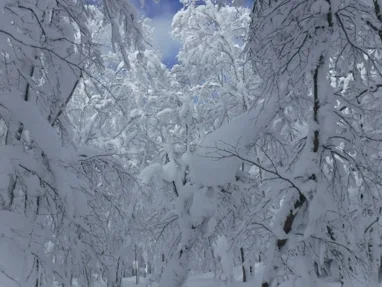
131,0,183,67
86,0,253,67
133,0,253,67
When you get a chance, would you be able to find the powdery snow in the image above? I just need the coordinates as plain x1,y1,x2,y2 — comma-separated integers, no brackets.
45,266,347,287
0,94,68,160
190,97,278,186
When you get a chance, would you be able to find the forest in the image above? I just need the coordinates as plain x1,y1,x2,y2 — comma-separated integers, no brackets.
0,0,382,286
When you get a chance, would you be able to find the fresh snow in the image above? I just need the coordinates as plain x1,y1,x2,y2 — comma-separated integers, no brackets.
190,97,277,186
48,267,345,287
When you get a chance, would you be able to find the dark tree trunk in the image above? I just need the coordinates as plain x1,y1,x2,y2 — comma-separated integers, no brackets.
240,247,246,282
135,245,139,284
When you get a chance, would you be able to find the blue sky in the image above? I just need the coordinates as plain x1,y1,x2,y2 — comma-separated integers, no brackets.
133,0,254,67
132,0,184,67
87,0,253,66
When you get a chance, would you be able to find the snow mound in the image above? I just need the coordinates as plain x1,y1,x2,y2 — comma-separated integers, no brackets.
190,97,277,186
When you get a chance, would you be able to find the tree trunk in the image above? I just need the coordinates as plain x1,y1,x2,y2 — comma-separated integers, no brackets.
261,5,333,286
161,253,165,275
35,258,40,287
240,247,246,282
135,245,139,284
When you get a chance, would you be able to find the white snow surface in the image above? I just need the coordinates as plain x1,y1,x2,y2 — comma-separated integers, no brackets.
190,97,277,186
44,266,348,287
0,94,72,161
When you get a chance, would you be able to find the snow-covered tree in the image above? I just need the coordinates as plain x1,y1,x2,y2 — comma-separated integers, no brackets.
0,0,148,286
172,0,259,130
146,1,263,286
244,0,382,286
3,0,382,286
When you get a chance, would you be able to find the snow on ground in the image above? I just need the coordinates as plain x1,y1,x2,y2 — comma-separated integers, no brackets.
52,277,149,287
50,266,345,287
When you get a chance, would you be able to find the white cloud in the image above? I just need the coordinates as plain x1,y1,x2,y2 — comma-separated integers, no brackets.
150,13,181,62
